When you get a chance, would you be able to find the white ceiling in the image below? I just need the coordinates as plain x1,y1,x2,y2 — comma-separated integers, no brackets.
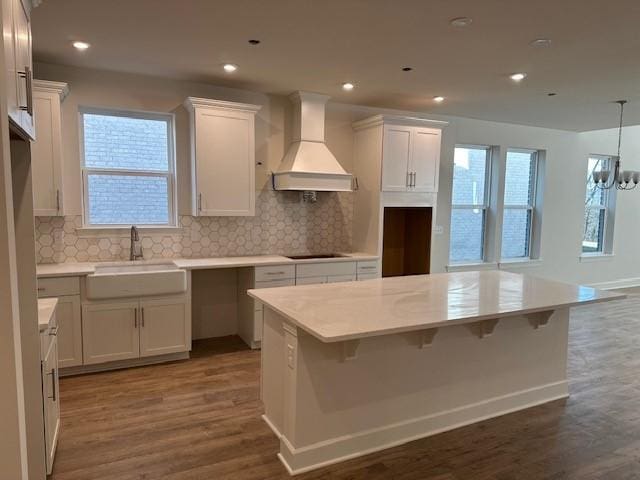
31,0,640,131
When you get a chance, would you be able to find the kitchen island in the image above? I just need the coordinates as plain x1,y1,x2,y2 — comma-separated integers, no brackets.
248,270,623,475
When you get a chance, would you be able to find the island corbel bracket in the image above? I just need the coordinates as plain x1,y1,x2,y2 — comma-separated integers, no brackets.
418,328,439,348
525,310,553,329
465,318,499,339
340,340,360,362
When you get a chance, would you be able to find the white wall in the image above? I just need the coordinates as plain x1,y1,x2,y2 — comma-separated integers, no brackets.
34,62,640,287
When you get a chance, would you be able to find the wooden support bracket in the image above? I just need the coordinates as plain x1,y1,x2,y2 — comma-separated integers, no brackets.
526,310,553,329
340,340,360,362
465,319,499,339
418,328,439,348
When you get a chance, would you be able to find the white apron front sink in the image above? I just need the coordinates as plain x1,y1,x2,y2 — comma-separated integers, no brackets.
86,263,187,299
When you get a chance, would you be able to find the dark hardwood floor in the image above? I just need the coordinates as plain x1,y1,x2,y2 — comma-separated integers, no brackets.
50,294,640,480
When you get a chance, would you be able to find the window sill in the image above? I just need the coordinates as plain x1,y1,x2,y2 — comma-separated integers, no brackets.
579,253,614,263
76,226,183,238
446,262,498,272
498,258,543,269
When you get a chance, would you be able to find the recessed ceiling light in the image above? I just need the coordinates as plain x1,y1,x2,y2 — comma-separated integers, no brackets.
530,38,552,48
223,63,238,73
510,72,527,82
342,82,355,91
72,41,90,50
402,67,413,72
248,39,261,45
450,17,472,27
433,96,445,103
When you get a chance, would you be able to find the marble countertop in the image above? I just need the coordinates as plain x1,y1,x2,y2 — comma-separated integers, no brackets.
36,253,378,277
248,270,625,343
38,298,58,332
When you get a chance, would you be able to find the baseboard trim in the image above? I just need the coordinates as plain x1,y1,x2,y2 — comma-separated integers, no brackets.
60,351,190,377
277,380,569,475
588,277,640,290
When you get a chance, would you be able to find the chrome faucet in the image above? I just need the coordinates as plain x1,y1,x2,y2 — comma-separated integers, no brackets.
129,226,143,261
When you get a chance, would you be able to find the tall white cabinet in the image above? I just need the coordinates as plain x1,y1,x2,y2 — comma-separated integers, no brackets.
184,97,261,216
32,80,68,216
3,0,34,139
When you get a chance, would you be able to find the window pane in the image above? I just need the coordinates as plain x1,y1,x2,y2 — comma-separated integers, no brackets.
83,113,169,171
501,209,532,258
87,174,169,225
585,157,608,206
452,147,488,205
582,207,605,253
504,150,535,206
450,208,484,262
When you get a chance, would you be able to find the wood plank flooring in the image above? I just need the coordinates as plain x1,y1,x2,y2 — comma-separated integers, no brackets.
50,294,640,479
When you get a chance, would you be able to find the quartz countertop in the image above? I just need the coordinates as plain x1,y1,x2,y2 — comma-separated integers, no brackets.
38,298,58,332
248,270,625,343
36,253,378,277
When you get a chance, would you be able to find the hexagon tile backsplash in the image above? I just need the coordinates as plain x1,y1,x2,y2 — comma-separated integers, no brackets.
35,190,354,264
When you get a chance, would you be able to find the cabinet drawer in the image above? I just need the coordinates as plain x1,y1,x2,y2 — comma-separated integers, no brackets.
38,277,80,298
356,260,379,274
296,261,356,278
296,276,327,286
357,272,379,281
254,265,295,282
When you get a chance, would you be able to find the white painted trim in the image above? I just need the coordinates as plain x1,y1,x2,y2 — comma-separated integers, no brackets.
183,96,262,113
499,258,543,269
446,262,498,272
579,253,615,263
59,351,189,377
588,277,640,290
352,114,449,131
32,80,69,100
277,381,568,475
75,226,184,238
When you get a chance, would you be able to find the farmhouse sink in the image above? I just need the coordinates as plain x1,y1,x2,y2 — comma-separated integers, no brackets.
86,262,187,299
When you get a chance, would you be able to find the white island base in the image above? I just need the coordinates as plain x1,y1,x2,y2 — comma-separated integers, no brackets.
262,306,569,474
251,272,622,475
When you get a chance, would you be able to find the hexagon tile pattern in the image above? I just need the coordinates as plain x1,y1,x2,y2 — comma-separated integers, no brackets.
35,190,354,264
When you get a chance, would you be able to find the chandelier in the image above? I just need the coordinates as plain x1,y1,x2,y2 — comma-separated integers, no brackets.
593,100,640,190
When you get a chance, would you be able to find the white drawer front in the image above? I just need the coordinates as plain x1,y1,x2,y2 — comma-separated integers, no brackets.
296,261,356,278
296,276,327,286
254,278,296,289
357,272,379,281
327,274,356,283
38,277,80,298
357,260,379,274
254,265,295,282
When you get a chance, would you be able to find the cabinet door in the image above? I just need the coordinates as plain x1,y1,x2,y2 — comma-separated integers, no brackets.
2,0,19,126
13,0,34,138
42,336,59,475
32,89,63,216
139,298,189,357
82,302,139,365
410,128,441,192
327,274,356,283
381,125,411,192
56,295,82,368
194,109,255,216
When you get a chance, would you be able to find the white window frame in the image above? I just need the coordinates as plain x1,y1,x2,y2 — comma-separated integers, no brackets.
501,148,539,260
582,155,616,256
449,144,493,264
79,107,177,228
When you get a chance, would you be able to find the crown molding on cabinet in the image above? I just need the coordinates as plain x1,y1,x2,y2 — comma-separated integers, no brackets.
33,80,69,100
352,114,448,132
183,96,262,113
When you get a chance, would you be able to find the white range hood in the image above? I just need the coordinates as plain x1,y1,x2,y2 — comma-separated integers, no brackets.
273,91,352,192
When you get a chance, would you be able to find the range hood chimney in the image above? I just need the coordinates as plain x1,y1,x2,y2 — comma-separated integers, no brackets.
273,91,352,192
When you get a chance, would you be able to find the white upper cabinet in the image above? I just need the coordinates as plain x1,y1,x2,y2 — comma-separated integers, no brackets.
382,123,442,193
32,80,68,216
3,0,34,139
184,97,261,217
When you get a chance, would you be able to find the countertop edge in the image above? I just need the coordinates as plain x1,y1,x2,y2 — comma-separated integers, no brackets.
38,298,58,332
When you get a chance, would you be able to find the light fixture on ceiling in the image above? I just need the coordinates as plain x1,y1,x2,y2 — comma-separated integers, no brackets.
433,96,445,103
72,41,90,50
342,82,355,91
223,63,238,73
530,38,552,48
450,17,472,27
510,72,527,82
593,100,640,190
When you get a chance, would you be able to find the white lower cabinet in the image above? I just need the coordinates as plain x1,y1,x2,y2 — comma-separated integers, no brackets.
356,260,381,281
55,295,83,368
40,318,60,475
295,261,358,286
82,296,189,365
82,301,140,365
139,298,189,357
